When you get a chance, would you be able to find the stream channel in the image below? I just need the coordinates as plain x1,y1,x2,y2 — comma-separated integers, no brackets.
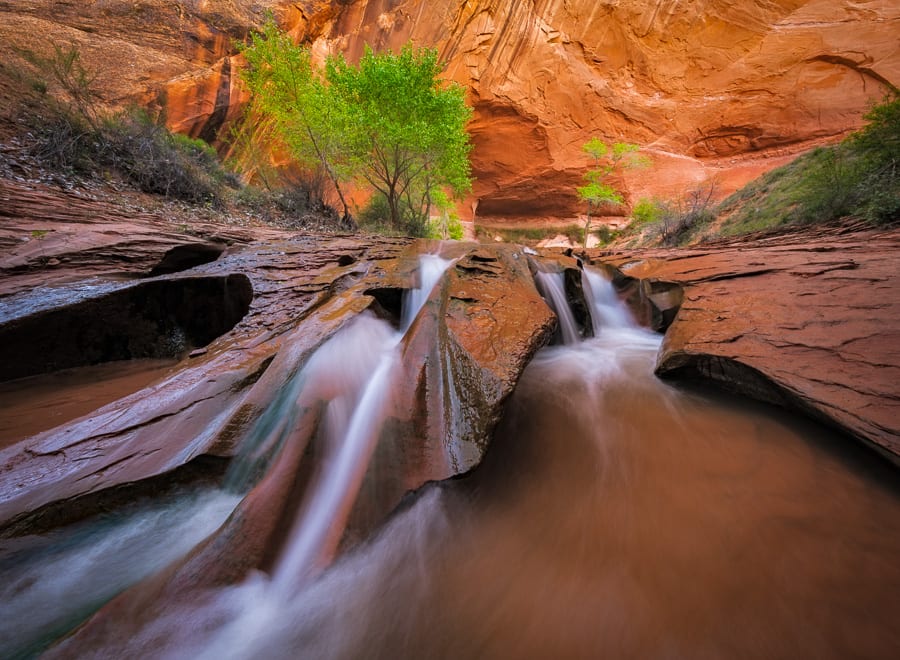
1,255,898,658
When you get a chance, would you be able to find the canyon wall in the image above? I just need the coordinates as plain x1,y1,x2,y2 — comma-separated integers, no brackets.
1,1,897,221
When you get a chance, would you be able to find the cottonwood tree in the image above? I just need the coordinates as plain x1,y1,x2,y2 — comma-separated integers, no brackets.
241,22,354,226
241,23,472,235
326,43,472,234
577,138,648,246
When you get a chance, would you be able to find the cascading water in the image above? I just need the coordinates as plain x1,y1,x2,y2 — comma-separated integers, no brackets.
534,271,581,344
187,260,900,658
0,488,239,659
401,254,454,332
270,315,399,592
269,252,453,591
9,254,900,659
582,266,634,332
177,252,456,659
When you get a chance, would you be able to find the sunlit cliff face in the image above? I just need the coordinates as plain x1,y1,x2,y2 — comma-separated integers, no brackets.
2,0,896,218
321,0,899,218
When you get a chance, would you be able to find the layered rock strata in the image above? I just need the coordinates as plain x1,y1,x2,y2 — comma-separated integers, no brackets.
582,223,900,463
2,1,897,220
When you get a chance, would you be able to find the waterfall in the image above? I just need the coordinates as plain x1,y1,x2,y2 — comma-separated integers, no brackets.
401,254,453,331
582,267,635,333
535,271,581,344
270,252,453,592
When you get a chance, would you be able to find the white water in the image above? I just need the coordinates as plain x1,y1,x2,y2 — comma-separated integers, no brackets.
535,271,581,344
401,254,453,331
272,339,397,592
583,266,635,332
270,253,453,591
0,488,239,658
16,256,900,658
180,253,456,658
179,264,900,659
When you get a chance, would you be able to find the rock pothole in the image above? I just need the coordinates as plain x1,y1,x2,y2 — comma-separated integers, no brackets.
0,274,253,382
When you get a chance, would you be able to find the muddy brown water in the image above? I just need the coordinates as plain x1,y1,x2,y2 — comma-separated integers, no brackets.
0,358,178,448
1,322,898,658
177,328,900,659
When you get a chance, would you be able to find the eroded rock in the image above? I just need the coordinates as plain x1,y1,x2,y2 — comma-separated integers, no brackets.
582,225,900,463
2,2,897,220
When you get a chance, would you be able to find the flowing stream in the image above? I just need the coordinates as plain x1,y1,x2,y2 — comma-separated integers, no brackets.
185,268,900,658
534,270,581,344
0,488,240,659
4,262,900,658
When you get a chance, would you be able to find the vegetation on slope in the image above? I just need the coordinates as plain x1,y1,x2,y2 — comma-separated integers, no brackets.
602,94,899,248
717,96,899,237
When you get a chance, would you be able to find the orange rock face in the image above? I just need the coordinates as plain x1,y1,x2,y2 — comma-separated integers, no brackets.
1,1,897,221
315,0,900,220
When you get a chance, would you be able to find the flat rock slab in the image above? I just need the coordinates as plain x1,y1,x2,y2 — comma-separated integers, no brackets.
584,225,900,463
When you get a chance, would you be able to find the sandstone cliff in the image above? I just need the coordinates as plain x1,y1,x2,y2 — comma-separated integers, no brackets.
1,1,897,221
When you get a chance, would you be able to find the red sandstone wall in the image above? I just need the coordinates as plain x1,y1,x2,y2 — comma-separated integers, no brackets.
1,1,897,221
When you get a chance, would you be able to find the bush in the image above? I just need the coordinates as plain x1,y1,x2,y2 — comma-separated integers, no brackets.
427,212,465,240
631,197,665,225
659,180,719,245
21,42,234,204
592,225,619,246
718,94,899,233
101,111,222,203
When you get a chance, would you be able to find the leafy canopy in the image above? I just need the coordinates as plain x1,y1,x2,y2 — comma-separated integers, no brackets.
240,21,353,223
576,138,648,245
240,22,473,235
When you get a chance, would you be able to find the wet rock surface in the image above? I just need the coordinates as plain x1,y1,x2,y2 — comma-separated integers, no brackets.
582,224,900,463
0,179,559,655
0,180,557,540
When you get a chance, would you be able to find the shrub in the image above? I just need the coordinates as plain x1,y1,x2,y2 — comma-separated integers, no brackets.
20,42,235,204
101,111,222,203
631,197,665,225
593,225,619,245
659,180,719,245
717,94,899,233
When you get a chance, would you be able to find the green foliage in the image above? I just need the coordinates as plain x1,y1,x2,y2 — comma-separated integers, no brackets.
631,197,665,225
719,93,899,233
577,138,648,246
16,41,234,203
850,94,900,224
239,21,352,224
592,225,619,246
577,181,623,208
425,188,465,240
241,22,473,235
326,42,472,231
100,110,225,202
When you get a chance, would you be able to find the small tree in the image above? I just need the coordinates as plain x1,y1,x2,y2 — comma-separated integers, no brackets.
326,44,472,234
241,25,472,236
240,21,354,227
577,138,648,247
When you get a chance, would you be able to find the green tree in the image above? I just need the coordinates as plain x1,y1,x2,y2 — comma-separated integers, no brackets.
577,138,648,246
326,44,472,233
241,23,473,235
240,21,354,226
